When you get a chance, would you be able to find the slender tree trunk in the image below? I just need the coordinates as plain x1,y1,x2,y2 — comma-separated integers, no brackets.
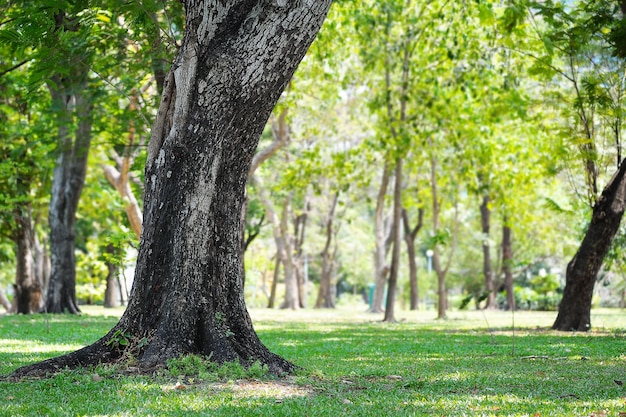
316,193,339,308
10,0,331,379
242,108,289,287
0,286,10,312
268,256,280,309
553,162,626,331
429,149,459,319
502,221,515,311
14,204,42,314
33,232,49,299
279,196,300,309
372,162,392,313
104,245,121,308
293,197,309,309
253,175,299,310
480,195,495,308
384,158,403,322
403,206,423,311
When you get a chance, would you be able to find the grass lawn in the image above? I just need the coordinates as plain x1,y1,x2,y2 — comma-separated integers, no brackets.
1,306,625,416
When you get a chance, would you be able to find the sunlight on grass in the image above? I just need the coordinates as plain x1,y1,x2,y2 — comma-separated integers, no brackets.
2,306,626,416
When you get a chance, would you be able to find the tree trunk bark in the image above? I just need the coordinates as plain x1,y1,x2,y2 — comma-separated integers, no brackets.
10,0,331,378
383,158,403,322
553,162,626,331
45,83,93,314
480,195,495,308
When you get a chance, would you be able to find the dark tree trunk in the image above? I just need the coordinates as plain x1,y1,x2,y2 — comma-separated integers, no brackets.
553,162,626,331
384,158,403,322
10,0,331,379
502,221,515,311
480,195,495,308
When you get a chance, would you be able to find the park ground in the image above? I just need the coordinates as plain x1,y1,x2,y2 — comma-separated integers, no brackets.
1,306,625,416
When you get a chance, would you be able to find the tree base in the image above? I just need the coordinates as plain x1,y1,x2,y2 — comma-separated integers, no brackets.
7,329,295,380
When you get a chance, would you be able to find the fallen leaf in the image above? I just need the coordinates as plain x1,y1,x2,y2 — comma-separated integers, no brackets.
342,399,353,404
386,375,403,381
175,382,187,390
589,411,607,417
618,412,626,417
92,374,102,382
6,396,14,401
615,380,623,386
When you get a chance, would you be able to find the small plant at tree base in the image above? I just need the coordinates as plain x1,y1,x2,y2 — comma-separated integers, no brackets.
105,329,151,366
106,329,131,349
166,354,271,382
214,312,235,338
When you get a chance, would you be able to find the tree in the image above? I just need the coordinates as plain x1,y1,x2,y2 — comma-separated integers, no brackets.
10,0,332,378
509,0,626,330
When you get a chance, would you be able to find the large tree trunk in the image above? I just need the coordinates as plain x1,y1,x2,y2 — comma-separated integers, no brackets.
383,158,403,322
45,82,93,314
553,162,626,331
480,194,495,308
10,1,331,379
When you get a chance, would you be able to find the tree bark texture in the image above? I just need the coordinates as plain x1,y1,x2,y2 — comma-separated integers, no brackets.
553,161,626,331
480,195,495,308
46,83,93,314
10,0,331,379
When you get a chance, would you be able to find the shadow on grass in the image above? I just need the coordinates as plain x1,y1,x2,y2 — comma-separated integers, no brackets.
1,313,625,416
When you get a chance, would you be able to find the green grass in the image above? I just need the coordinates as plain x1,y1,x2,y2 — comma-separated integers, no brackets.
1,306,626,416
